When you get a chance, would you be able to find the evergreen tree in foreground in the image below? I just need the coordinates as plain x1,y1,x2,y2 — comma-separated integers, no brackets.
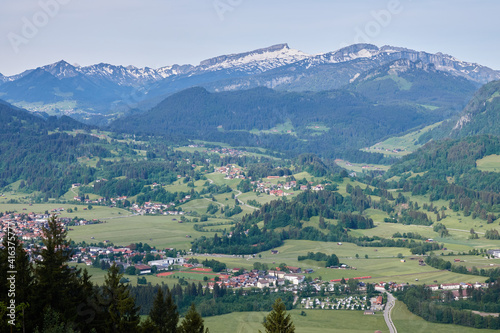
102,264,141,333
178,303,209,333
149,287,179,333
0,234,34,332
260,298,295,333
32,215,85,331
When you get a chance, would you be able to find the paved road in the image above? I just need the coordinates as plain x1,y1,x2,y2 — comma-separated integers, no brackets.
384,292,397,333
234,190,258,210
204,176,258,210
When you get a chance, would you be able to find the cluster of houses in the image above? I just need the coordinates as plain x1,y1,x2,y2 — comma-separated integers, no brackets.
129,201,186,216
301,295,368,311
366,146,407,154
72,193,127,206
204,268,306,290
215,164,246,180
0,211,50,242
252,179,327,197
207,147,248,157
0,210,106,243
70,244,185,271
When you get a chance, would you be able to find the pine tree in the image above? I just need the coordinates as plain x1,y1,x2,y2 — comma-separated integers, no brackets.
149,287,179,333
32,215,83,330
178,303,209,333
165,289,180,333
102,264,140,333
0,233,34,332
150,288,167,330
260,298,295,333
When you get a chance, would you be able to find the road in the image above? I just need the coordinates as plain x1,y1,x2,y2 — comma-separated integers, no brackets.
384,292,397,333
205,175,258,210
234,190,258,210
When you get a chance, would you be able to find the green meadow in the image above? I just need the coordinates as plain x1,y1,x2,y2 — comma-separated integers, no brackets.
190,239,487,285
334,160,390,174
361,121,443,157
68,215,217,249
249,120,296,136
204,309,388,333
70,263,182,288
476,154,500,172
0,202,129,219
391,301,500,333
204,302,500,333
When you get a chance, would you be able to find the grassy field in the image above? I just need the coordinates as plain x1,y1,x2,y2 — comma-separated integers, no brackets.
0,202,129,219
476,154,500,172
392,301,500,333
361,121,443,157
334,160,390,174
307,123,330,136
70,263,182,287
176,145,278,160
376,74,412,90
400,193,498,238
68,215,217,249
190,239,487,286
204,309,388,333
162,178,207,193
249,120,296,136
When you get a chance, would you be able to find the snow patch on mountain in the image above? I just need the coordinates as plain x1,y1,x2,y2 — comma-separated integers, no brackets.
41,60,81,79
294,44,500,84
2,43,500,95
78,63,193,86
196,44,310,74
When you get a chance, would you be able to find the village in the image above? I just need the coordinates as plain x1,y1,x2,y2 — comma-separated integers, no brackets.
0,207,494,324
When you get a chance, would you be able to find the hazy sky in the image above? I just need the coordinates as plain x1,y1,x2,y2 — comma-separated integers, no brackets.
0,0,499,76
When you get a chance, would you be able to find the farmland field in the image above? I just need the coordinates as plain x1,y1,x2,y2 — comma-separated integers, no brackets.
476,154,500,172
70,263,182,287
204,309,388,333
334,160,390,174
392,301,500,333
68,215,217,249
189,239,488,286
0,202,129,220
361,121,443,157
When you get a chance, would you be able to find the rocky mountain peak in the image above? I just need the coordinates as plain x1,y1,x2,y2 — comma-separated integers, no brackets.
41,60,80,79
197,43,309,72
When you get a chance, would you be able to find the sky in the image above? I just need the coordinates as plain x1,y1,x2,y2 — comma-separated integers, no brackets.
0,0,499,76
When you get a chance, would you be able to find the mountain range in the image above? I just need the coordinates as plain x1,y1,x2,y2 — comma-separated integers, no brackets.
1,43,499,124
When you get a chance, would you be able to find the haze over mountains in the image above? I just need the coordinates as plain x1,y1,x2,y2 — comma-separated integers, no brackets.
0,43,499,124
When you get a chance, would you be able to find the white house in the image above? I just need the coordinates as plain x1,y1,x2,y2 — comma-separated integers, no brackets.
441,283,461,290
257,279,270,289
284,274,305,285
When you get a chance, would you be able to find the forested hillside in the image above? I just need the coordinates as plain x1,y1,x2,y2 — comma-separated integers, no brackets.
110,86,445,161
0,101,101,197
450,79,500,138
387,135,500,193
417,80,500,143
